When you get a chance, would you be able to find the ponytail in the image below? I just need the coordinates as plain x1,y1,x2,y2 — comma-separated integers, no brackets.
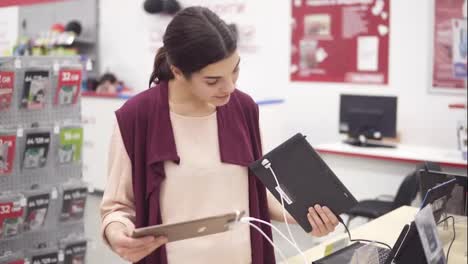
149,46,174,87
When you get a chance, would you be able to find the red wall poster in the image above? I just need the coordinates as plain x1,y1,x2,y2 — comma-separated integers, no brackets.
432,0,467,90
291,0,390,84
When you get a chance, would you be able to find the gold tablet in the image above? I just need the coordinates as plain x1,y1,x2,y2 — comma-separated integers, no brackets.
131,210,245,242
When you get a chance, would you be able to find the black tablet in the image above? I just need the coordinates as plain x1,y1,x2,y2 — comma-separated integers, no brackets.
249,133,358,233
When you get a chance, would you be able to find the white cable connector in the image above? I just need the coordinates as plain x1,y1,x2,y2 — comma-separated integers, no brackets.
266,164,298,246
263,160,303,251
255,159,308,264
261,158,272,169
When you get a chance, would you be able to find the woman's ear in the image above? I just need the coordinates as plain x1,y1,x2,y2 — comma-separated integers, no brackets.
170,65,184,80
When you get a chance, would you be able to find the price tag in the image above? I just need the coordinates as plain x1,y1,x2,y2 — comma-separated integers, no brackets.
51,188,58,200
17,128,23,137
14,58,21,69
58,251,65,262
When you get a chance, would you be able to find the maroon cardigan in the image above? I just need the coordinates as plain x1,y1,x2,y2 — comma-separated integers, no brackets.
115,81,276,264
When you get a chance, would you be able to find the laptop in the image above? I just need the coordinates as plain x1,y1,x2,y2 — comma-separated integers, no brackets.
419,169,467,217
313,222,428,264
420,178,457,222
249,133,358,233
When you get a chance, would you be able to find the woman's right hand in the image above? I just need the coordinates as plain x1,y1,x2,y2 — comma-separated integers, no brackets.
105,222,168,262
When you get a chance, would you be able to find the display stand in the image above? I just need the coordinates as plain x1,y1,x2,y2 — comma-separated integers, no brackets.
0,56,88,264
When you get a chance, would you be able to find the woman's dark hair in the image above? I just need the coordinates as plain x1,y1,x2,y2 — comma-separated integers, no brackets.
149,6,238,87
98,73,117,85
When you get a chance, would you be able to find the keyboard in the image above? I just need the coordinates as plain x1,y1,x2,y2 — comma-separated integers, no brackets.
313,243,391,264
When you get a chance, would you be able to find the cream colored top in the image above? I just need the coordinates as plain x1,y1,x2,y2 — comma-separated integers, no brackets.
101,111,252,263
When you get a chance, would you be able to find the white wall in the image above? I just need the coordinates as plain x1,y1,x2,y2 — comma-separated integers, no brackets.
284,0,467,150
99,0,467,151
98,0,285,101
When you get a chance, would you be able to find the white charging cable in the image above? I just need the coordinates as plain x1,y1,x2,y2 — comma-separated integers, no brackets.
242,216,309,264
262,159,300,248
236,159,308,264
243,221,288,263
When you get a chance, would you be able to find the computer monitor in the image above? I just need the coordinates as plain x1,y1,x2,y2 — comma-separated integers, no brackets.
419,169,468,217
339,94,397,147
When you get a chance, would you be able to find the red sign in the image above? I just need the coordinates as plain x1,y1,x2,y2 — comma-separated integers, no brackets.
291,0,390,84
432,0,466,90
0,0,65,7
0,71,15,111
55,69,82,105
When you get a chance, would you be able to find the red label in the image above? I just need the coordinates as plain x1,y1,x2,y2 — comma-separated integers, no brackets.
0,202,23,218
0,71,15,111
55,69,82,105
0,135,16,175
7,261,25,264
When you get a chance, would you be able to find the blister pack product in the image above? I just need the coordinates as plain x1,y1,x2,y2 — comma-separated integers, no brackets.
21,70,49,110
0,71,15,112
58,127,83,164
23,192,50,232
59,186,87,223
22,132,50,170
0,194,24,239
0,133,16,176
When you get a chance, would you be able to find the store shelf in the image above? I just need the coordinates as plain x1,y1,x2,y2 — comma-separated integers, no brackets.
81,91,133,100
449,103,467,109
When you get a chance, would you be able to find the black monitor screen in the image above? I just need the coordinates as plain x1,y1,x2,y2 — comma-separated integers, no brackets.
339,94,397,138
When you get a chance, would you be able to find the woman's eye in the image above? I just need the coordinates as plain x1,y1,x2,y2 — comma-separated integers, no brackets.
207,80,218,86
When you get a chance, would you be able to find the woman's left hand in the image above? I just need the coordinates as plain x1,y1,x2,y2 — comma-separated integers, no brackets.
307,204,340,237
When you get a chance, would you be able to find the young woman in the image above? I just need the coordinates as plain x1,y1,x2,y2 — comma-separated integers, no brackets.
100,6,339,264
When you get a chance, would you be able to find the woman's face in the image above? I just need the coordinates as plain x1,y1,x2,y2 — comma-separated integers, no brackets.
186,52,241,106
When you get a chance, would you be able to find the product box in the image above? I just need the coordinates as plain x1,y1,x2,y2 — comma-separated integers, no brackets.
60,187,87,222
63,241,87,264
0,134,16,176
23,193,50,232
30,251,59,264
21,70,49,110
0,196,24,238
0,71,15,111
22,132,50,169
55,69,82,106
58,127,83,164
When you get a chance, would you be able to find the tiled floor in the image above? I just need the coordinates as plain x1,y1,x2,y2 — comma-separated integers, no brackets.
85,194,361,263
